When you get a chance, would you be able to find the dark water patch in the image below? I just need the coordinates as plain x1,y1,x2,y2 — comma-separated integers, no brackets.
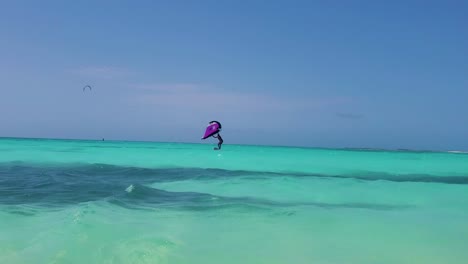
1,162,467,200
187,168,468,185
0,163,412,211
349,174,468,184
240,170,468,185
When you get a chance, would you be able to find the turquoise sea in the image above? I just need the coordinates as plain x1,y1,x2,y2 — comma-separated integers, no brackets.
1,137,468,264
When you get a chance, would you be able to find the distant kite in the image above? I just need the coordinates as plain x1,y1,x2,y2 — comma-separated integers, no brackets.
83,85,92,91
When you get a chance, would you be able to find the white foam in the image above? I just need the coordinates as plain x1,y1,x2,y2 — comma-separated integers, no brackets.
125,184,135,193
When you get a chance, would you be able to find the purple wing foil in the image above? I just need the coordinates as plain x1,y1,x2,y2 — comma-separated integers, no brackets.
202,123,220,139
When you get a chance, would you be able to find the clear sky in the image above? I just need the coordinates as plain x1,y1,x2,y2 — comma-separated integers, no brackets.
1,0,467,150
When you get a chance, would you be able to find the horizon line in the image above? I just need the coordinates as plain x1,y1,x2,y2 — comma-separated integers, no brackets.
0,136,466,154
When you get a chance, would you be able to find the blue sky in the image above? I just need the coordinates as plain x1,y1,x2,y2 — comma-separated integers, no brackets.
1,0,467,150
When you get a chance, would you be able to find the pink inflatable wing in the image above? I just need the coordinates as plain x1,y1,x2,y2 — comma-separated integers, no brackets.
202,122,220,139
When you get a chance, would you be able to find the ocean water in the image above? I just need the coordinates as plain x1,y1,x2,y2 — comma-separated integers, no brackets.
1,138,468,264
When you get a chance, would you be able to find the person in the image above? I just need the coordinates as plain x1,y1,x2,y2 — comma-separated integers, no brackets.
212,133,223,150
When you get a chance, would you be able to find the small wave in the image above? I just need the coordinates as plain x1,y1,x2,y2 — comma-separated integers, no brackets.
447,150,468,154
125,184,135,193
110,184,408,212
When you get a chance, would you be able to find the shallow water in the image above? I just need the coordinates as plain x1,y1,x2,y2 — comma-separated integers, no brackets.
1,138,468,263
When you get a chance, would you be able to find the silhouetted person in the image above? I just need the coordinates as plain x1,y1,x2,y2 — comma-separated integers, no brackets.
212,133,223,150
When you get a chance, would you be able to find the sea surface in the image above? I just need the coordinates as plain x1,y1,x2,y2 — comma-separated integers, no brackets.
1,138,468,264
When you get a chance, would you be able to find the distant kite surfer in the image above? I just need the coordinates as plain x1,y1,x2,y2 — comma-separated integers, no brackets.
201,121,223,150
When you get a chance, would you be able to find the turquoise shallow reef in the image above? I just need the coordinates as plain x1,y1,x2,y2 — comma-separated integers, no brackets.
1,138,468,264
